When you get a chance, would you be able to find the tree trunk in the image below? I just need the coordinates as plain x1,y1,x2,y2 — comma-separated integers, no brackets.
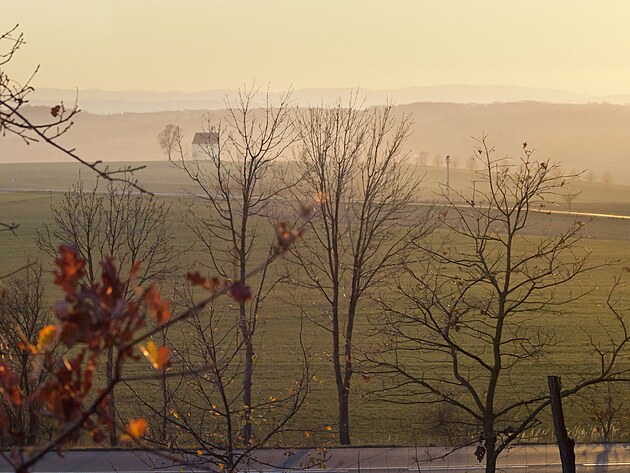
548,376,576,473
21,355,40,445
242,339,254,445
240,302,254,446
106,347,118,446
160,329,168,443
160,365,168,443
484,436,497,473
26,401,40,445
330,290,350,445
338,385,351,445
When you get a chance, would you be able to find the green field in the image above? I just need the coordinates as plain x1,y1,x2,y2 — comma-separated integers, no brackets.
3,161,630,446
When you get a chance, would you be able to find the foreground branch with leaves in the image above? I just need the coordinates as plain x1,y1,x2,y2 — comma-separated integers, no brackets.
0,211,304,472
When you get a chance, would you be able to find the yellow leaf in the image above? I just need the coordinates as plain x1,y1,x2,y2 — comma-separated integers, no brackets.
197,449,203,456
326,425,333,431
37,325,60,352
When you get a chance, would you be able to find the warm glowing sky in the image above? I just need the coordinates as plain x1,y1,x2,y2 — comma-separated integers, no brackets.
2,0,630,94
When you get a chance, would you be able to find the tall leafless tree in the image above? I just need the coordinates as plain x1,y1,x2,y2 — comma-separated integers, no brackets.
370,137,630,473
171,86,295,446
290,98,432,444
37,178,177,445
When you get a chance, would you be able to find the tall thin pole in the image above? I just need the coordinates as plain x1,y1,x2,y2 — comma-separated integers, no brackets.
445,155,451,200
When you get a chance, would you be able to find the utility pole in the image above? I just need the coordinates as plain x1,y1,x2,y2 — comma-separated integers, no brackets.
445,154,451,200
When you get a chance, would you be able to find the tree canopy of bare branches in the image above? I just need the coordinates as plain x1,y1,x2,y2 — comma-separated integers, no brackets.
171,87,300,447
37,178,177,445
157,124,183,161
290,98,432,444
370,137,630,473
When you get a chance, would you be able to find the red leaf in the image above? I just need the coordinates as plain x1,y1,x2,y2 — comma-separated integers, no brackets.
229,281,252,303
54,245,85,295
186,272,221,291
143,284,171,325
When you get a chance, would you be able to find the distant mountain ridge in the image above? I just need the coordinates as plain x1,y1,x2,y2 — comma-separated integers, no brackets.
4,102,630,186
27,84,612,114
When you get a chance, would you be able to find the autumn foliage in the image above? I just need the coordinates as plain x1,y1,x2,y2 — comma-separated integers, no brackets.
0,226,301,472
0,245,175,471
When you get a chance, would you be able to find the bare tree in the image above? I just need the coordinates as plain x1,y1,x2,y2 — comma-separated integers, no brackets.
601,171,613,185
432,153,443,167
37,178,177,445
171,86,294,446
569,382,630,442
128,281,309,473
561,179,579,212
0,263,49,446
157,124,184,161
290,98,432,445
370,137,630,473
418,150,429,166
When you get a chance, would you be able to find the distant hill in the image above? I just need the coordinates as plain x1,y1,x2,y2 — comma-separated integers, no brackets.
3,102,630,185
29,85,591,114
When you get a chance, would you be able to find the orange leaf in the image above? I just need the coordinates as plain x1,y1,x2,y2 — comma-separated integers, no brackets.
326,425,333,431
141,341,171,369
130,260,143,295
275,221,302,251
144,284,171,325
16,327,37,355
121,417,148,442
18,341,37,355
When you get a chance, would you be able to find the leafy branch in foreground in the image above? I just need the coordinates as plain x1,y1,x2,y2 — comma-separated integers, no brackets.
0,216,304,473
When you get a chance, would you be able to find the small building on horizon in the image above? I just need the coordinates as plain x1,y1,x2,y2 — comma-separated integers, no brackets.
192,132,219,159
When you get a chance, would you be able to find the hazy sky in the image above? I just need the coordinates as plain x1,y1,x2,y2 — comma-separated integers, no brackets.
2,0,630,94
